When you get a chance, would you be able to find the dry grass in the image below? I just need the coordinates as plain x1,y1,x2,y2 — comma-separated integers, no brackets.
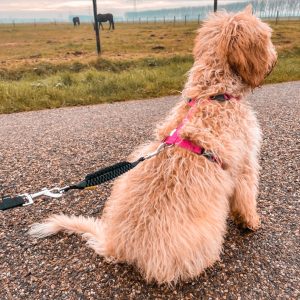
1,20,298,67
0,20,299,113
0,22,199,68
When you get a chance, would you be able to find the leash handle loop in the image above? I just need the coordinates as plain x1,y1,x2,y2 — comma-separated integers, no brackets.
0,195,26,211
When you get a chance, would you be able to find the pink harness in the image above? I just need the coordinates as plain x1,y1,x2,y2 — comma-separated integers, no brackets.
163,94,234,166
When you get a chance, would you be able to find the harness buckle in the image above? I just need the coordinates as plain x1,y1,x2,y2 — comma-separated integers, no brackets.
202,150,216,162
210,94,231,102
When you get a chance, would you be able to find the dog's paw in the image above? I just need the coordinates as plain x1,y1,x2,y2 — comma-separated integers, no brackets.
233,213,261,231
241,214,261,231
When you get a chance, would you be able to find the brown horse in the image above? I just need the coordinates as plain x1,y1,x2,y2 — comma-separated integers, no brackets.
97,13,115,30
72,17,80,26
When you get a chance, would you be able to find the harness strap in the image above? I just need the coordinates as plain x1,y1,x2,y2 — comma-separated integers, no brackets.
163,93,235,165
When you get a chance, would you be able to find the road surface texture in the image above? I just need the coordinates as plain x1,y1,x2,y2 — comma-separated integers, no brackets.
0,81,299,299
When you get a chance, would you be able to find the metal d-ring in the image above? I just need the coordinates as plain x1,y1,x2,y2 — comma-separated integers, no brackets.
144,143,171,160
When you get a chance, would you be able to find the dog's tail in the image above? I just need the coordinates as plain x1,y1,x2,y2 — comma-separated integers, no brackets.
29,214,107,255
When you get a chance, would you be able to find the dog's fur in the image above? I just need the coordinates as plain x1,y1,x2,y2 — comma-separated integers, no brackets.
30,6,277,284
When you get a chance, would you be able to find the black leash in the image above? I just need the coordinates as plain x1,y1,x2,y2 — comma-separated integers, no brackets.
0,149,159,211
1,94,231,211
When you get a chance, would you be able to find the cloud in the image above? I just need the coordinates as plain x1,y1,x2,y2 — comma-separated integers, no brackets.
0,0,245,18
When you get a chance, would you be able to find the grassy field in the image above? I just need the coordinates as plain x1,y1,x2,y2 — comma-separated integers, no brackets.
0,20,299,114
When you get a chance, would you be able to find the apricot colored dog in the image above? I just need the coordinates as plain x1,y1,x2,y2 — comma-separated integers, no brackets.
30,6,277,284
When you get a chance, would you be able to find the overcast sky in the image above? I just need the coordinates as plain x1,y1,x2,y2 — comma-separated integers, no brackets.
0,0,247,18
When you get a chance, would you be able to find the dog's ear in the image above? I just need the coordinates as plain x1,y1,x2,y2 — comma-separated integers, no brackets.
243,4,253,15
224,14,270,88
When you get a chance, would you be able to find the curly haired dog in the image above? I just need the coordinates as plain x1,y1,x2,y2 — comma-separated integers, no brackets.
30,6,277,284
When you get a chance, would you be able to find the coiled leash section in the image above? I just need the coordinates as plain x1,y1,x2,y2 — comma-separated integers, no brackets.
0,143,166,211
63,158,145,192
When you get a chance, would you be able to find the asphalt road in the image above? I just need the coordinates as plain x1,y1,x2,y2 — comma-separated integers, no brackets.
0,81,299,299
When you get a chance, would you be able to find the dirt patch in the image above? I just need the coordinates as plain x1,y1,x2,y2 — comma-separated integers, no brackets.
29,53,42,59
152,45,165,50
3,42,23,47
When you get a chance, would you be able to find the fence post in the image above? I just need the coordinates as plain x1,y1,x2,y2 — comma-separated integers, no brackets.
275,11,279,24
185,15,187,25
139,17,141,24
214,0,218,12
173,16,176,26
198,14,200,24
92,0,101,55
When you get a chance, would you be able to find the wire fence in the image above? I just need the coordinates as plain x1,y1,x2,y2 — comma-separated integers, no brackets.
2,12,300,28
1,0,300,27
116,13,300,25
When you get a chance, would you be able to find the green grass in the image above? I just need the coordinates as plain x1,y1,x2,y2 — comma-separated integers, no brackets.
0,56,192,114
0,21,299,114
265,47,300,84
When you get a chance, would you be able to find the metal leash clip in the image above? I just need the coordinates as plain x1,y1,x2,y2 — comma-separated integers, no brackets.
144,143,172,160
21,187,66,206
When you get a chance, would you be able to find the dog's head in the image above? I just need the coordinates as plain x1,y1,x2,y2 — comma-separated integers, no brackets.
193,5,277,88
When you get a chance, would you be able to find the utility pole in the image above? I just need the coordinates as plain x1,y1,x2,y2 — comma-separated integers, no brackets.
92,0,101,54
214,0,218,12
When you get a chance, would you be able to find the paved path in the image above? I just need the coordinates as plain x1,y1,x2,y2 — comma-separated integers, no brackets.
0,82,299,299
